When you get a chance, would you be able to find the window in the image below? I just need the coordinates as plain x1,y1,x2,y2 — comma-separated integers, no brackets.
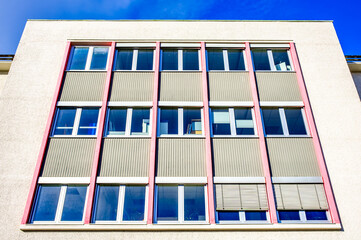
207,49,246,71
262,108,308,136
52,108,100,136
155,185,207,223
114,49,154,71
252,49,292,71
93,185,147,223
278,210,329,223
68,46,109,71
30,185,87,223
211,108,256,136
159,108,203,136
161,49,200,71
217,211,268,223
105,108,151,136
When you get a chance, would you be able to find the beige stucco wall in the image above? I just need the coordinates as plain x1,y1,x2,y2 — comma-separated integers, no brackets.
0,72,8,95
0,20,360,239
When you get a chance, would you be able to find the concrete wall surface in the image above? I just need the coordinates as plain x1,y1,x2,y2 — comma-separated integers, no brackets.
0,20,361,239
0,72,8,95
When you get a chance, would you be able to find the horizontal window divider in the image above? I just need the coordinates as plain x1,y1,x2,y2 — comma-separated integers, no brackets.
158,135,206,139
155,177,207,184
96,177,149,184
160,70,202,72
65,70,108,72
161,43,201,48
208,70,249,73
38,177,91,184
158,101,203,107
260,101,304,107
107,101,153,107
265,135,311,138
206,43,245,48
250,43,290,48
57,101,103,107
93,221,147,225
209,101,254,107
49,136,98,139
272,177,323,184
104,135,151,139
211,136,258,139
217,221,271,225
213,177,265,184
20,223,341,231
254,70,296,73
112,70,155,72
116,43,156,47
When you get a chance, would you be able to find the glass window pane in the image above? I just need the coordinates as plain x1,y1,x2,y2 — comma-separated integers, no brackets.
53,108,76,135
114,49,133,70
228,50,245,70
284,108,307,135
77,109,99,135
278,211,300,221
234,108,254,135
107,109,127,135
183,108,202,135
183,50,199,70
61,186,87,221
218,211,239,221
212,109,231,135
137,49,154,70
184,186,205,221
162,49,178,70
94,186,119,221
160,108,178,135
305,211,328,221
245,211,267,221
157,186,178,221
252,50,271,70
90,47,108,70
272,50,292,71
69,47,88,70
207,49,224,70
31,185,61,222
123,186,146,221
262,109,283,135
131,109,150,135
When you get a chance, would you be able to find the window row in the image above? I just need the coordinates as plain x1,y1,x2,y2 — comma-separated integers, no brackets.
67,46,293,72
51,107,308,137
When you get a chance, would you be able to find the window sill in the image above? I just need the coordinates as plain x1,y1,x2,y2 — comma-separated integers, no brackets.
208,70,248,73
158,135,206,139
104,135,151,139
211,135,258,138
50,136,97,139
160,70,202,73
113,70,155,72
265,135,311,138
65,70,108,72
254,70,296,73
20,223,341,231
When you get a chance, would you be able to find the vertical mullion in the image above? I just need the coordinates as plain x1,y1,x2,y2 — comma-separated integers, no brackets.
251,108,258,136
201,107,205,136
267,49,276,71
125,108,132,136
243,50,248,71
132,49,138,71
229,108,237,136
299,210,307,222
83,42,116,224
301,108,310,136
178,108,183,135
55,186,67,223
223,49,230,71
72,108,82,136
117,185,125,222
179,185,184,223
287,50,294,71
239,211,246,223
178,49,183,71
245,42,278,223
85,47,93,70
279,108,289,136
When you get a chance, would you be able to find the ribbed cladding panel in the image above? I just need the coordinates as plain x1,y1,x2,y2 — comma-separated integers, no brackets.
274,184,329,210
266,138,321,177
159,72,203,101
255,72,302,101
41,138,96,177
212,138,264,177
99,138,150,177
110,72,154,101
157,138,206,177
59,72,106,101
208,72,252,101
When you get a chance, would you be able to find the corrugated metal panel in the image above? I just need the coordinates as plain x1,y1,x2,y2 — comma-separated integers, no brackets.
208,72,252,101
41,138,96,177
266,138,321,177
274,184,329,210
99,138,150,177
256,72,302,101
212,138,264,177
157,138,206,177
159,72,203,101
59,72,106,101
215,184,268,210
110,72,154,101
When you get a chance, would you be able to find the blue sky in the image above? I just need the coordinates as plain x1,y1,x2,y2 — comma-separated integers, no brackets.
0,0,360,55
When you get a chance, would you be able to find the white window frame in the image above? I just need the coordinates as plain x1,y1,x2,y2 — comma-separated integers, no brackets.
94,185,148,224
113,48,156,71
207,49,247,71
154,185,208,224
278,210,330,224
253,49,293,72
161,49,201,71
104,107,152,137
216,210,270,224
32,185,89,225
210,107,257,137
67,46,111,71
158,107,204,137
262,107,310,137
51,107,100,137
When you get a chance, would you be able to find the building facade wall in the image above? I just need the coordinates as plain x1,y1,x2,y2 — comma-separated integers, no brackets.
0,20,361,239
